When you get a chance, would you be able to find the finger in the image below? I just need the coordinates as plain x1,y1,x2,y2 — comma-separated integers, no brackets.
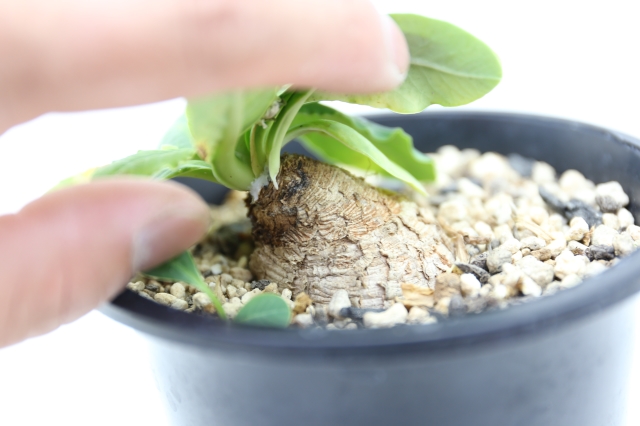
0,179,210,347
0,0,409,127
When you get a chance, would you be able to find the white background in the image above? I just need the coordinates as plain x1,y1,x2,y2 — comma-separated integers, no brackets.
1,1,640,425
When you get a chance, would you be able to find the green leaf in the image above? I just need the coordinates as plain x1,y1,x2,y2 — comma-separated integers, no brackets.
285,120,426,194
92,148,198,178
234,293,291,328
291,103,434,182
311,14,502,113
186,88,281,190
152,160,219,182
143,251,226,320
159,115,194,150
265,90,315,185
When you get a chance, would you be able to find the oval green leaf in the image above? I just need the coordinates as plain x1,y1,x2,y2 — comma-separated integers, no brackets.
234,293,291,328
92,148,197,178
143,251,226,319
311,14,502,113
292,103,434,182
286,119,426,194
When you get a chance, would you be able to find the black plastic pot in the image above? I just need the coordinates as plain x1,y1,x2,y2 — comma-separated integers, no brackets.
101,112,640,426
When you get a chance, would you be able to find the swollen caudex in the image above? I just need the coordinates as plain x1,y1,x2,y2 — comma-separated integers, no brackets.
248,154,454,308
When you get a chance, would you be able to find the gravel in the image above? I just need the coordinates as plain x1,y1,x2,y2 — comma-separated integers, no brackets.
127,147,638,329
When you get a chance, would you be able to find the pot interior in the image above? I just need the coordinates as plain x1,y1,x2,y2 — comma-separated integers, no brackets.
103,111,640,352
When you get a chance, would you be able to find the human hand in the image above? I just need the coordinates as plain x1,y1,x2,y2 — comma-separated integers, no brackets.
0,0,409,347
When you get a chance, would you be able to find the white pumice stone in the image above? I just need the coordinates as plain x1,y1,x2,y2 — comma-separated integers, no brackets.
487,249,513,274
627,225,640,241
127,281,145,292
567,240,588,256
236,287,247,297
485,194,514,225
479,284,492,298
434,297,451,315
520,236,546,251
500,263,522,287
617,208,635,230
169,283,186,299
499,237,522,254
220,273,233,286
435,145,465,177
519,276,542,297
528,206,549,225
460,273,482,297
614,233,635,256
532,161,556,184
281,288,293,300
407,307,435,324
494,224,514,244
469,152,512,181
511,251,523,263
547,213,567,233
210,264,223,275
560,274,582,289
554,250,589,280
222,299,243,318
363,303,408,328
263,283,279,293
193,292,212,308
580,261,608,279
566,217,589,241
602,213,620,231
154,293,178,306
491,284,510,300
572,188,597,206
171,299,189,310
558,169,588,193
591,225,619,247
518,255,555,286
474,221,494,241
458,178,485,198
438,199,468,223
595,181,629,212
293,314,314,328
226,285,238,299
328,290,351,319
241,289,262,305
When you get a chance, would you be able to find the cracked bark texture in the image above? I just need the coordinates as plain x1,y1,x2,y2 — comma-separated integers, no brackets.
248,155,454,309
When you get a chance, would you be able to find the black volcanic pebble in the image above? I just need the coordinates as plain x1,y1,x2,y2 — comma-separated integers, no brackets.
539,186,567,212
586,245,615,261
565,199,602,228
539,187,602,228
470,252,489,271
251,280,271,290
455,262,490,283
508,153,535,177
339,307,385,320
439,182,459,194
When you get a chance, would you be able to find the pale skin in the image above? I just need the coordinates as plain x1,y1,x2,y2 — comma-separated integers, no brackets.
0,0,409,347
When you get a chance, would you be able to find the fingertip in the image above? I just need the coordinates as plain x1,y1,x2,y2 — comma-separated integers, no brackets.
381,14,410,88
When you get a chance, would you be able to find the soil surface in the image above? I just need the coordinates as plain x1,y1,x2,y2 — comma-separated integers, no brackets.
128,147,639,329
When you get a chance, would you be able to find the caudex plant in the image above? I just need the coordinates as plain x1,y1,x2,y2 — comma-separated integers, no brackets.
77,14,501,327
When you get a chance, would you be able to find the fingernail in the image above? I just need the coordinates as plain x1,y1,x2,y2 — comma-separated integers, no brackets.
131,206,210,272
381,14,410,85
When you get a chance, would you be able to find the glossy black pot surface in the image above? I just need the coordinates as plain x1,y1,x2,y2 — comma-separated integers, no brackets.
101,111,640,426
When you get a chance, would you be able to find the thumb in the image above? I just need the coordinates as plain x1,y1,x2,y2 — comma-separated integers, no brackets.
0,179,210,348
1,0,409,126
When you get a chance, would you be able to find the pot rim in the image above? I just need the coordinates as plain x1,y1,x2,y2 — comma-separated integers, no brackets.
100,110,640,353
